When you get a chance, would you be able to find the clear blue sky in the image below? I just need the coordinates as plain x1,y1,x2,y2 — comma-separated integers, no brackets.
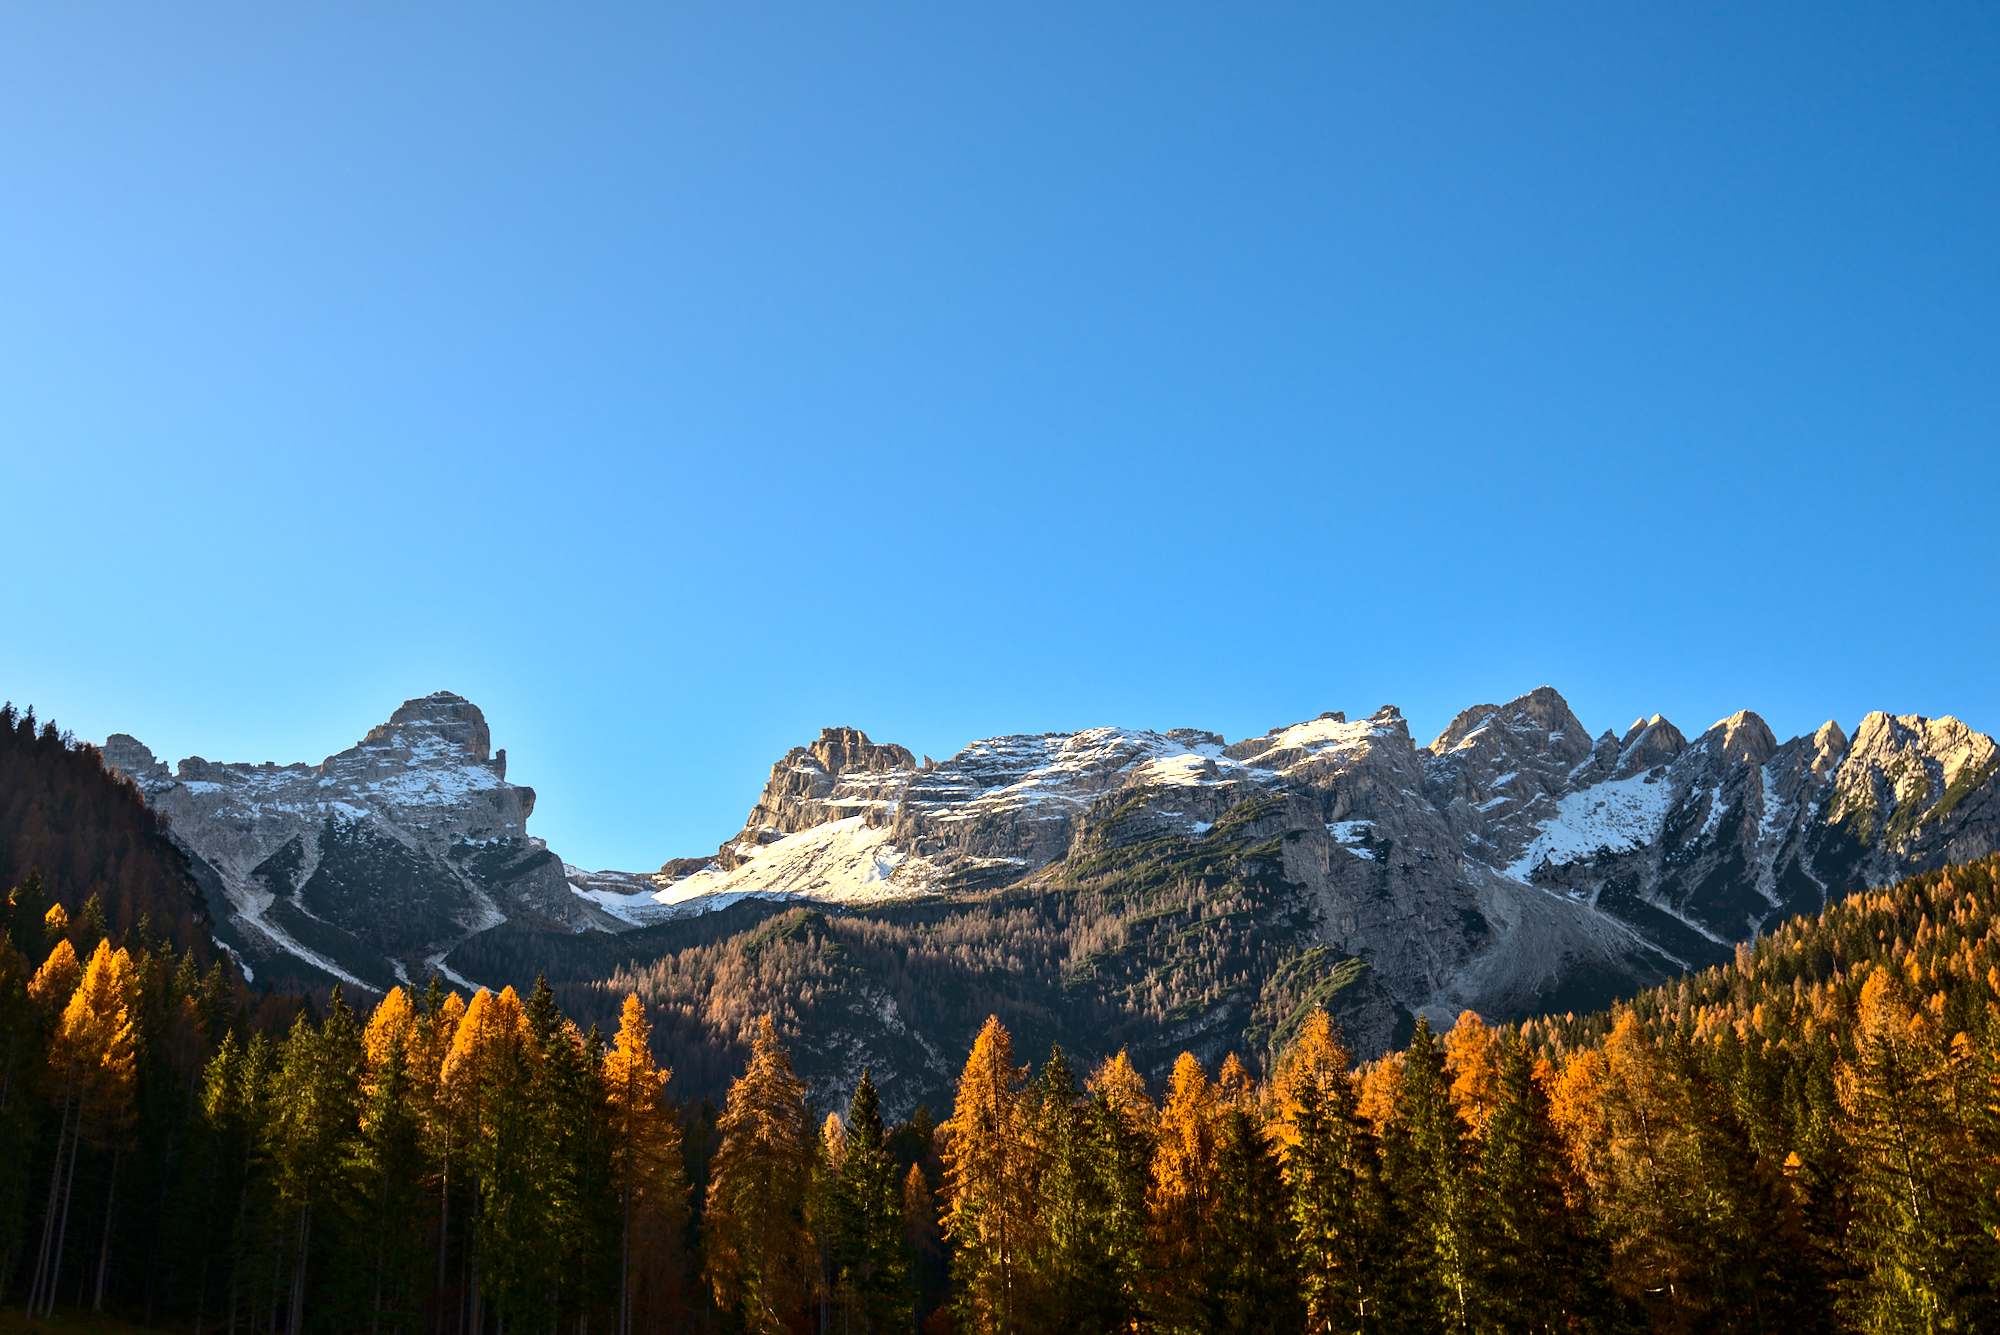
4,4,1996,871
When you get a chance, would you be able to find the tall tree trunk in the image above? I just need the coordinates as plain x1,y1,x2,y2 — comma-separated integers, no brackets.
45,1110,84,1316
93,1146,121,1310
437,1132,451,1335
373,1160,389,1335
227,1135,254,1335
289,1202,314,1335
465,1172,480,1335
194,1154,221,1335
618,1099,632,1335
28,1085,75,1315
146,1127,179,1327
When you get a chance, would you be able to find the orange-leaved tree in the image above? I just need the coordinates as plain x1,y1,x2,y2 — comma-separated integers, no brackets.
706,1013,814,1335
358,986,428,1329
604,993,686,1335
944,1015,1034,1335
1442,1010,1503,1140
27,938,137,1317
1147,1052,1220,1332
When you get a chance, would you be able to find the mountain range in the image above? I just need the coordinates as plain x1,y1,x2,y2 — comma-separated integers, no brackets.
100,686,2000,1110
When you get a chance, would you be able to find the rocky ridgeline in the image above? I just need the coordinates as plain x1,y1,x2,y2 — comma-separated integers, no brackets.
102,688,2000,1077
102,693,613,993
651,688,2000,1043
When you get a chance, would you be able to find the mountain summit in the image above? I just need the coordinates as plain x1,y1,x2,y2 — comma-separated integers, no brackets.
103,691,615,991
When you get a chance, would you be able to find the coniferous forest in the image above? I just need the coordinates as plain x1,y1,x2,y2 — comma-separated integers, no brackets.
6,706,2000,1333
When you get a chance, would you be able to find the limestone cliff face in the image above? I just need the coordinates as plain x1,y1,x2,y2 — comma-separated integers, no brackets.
714,727,920,870
652,688,2000,1057
1822,712,2000,878
102,692,602,993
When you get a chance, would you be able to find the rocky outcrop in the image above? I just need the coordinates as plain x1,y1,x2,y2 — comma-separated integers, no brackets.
1422,686,1599,870
715,727,920,869
1812,711,2000,890
103,692,604,993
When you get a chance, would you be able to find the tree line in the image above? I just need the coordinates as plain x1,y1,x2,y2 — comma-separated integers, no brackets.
7,862,2000,1332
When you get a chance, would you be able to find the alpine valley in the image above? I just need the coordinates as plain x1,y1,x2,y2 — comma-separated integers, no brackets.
101,687,2000,1114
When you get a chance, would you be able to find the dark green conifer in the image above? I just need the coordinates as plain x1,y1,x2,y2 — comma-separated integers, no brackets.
1387,1017,1480,1333
1204,1107,1302,1335
835,1069,912,1332
1019,1048,1122,1335
1476,1033,1611,1334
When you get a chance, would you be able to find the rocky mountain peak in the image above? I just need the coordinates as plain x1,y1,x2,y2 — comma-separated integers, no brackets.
1514,685,1580,731
1419,687,1599,870
99,692,583,994
356,691,494,762
1700,710,1777,768
1828,712,2000,852
807,727,917,777
1615,715,1687,777
715,726,923,869
1426,686,1587,758
101,734,168,787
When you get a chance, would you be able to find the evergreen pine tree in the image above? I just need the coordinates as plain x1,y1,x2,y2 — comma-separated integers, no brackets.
1836,967,1998,1332
1387,1016,1481,1333
1085,1049,1154,1330
1204,1107,1303,1335
1475,1033,1609,1335
1019,1048,1121,1335
837,1069,911,1333
1273,1010,1388,1332
265,987,363,1335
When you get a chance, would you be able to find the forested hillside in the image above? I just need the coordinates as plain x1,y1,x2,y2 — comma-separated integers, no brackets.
454,791,1405,1117
5,852,1999,1332
0,703,224,965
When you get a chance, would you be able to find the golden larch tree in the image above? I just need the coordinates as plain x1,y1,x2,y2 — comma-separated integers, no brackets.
944,1015,1034,1335
605,993,687,1335
706,1013,815,1335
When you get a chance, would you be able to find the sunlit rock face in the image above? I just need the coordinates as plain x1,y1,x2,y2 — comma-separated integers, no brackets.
103,692,608,993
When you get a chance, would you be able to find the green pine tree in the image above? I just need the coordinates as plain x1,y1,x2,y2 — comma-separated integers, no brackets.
835,1069,912,1333
266,988,364,1335
1019,1048,1122,1335
1203,1107,1303,1335
1475,1034,1610,1335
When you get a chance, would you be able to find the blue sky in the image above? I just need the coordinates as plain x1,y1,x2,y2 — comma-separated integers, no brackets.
4,3,1996,870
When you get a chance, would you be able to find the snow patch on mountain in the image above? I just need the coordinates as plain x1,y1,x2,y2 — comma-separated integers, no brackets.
1507,774,1675,877
657,817,934,916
